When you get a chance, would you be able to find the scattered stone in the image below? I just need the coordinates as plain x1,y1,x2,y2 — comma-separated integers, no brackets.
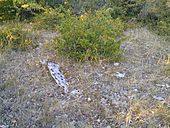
0,125,9,128
102,67,105,70
114,72,126,78
114,63,120,66
153,96,165,101
97,119,100,123
70,89,82,96
133,89,138,92
47,62,68,93
156,84,166,87
156,84,170,89
167,103,170,108
106,125,111,128
165,84,170,88
87,97,92,102
40,59,47,65
120,124,126,128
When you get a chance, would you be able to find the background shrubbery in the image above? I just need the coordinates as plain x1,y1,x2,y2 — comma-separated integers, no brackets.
0,0,170,60
0,0,44,21
0,0,17,21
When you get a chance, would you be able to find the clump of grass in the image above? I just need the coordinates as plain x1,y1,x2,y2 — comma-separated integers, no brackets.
126,100,170,127
154,102,170,125
162,54,170,76
0,22,34,52
55,9,125,62
164,64,170,75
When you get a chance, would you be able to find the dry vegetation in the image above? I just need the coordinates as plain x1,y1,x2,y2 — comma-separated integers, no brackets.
0,26,169,128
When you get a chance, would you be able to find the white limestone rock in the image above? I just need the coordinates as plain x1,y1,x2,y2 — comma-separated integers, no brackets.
114,72,126,78
47,62,68,93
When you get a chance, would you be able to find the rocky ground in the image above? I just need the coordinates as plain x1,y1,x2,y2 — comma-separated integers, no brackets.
0,27,170,128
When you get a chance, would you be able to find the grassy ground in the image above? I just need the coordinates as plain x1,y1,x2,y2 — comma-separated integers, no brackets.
0,26,170,127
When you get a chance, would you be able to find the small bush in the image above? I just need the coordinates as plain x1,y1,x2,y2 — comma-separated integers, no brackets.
55,9,124,62
0,23,34,52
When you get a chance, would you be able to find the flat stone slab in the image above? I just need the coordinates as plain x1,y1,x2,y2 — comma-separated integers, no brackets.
47,62,68,93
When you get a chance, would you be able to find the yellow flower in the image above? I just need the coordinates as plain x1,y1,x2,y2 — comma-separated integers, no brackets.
21,4,29,8
80,13,87,21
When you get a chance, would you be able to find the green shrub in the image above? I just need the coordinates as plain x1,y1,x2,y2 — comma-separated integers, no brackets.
139,0,170,36
32,8,61,30
0,0,17,21
108,0,145,20
0,0,45,21
15,1,45,21
0,23,34,52
55,9,124,62
155,20,170,36
44,0,64,7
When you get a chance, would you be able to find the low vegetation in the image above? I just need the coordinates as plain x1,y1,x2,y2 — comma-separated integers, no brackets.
0,23,34,52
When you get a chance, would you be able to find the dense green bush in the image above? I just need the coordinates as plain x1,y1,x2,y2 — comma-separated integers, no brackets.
32,8,62,30
15,1,45,21
0,23,34,52
0,0,17,21
0,0,45,21
108,0,145,19
55,9,124,62
155,19,170,36
139,0,170,36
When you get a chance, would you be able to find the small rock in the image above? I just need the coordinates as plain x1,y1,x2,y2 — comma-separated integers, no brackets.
167,103,170,108
114,72,126,78
156,84,169,88
114,63,119,66
133,88,138,91
97,119,100,122
87,97,91,102
120,124,126,128
153,96,165,101
70,89,81,96
40,59,47,65
100,98,107,105
102,67,105,69
165,84,170,88
106,126,111,128
0,125,9,128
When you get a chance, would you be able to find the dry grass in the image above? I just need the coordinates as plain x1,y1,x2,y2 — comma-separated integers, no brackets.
0,26,170,127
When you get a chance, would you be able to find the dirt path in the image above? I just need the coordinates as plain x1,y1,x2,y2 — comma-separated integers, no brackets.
0,27,169,128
